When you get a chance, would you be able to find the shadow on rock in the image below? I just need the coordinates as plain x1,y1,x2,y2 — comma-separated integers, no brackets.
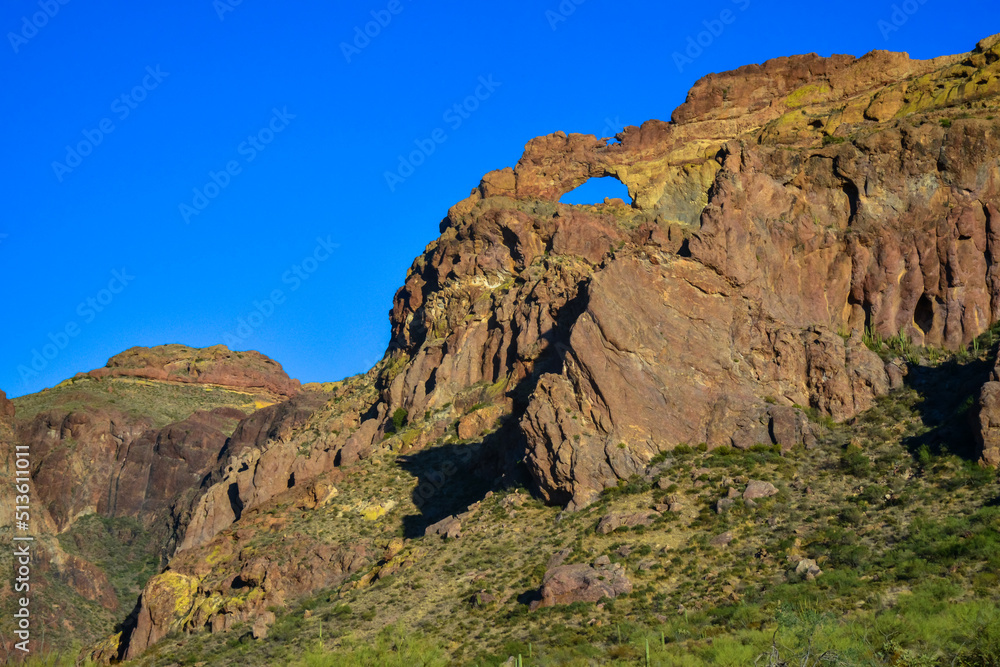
397,419,529,539
902,354,993,462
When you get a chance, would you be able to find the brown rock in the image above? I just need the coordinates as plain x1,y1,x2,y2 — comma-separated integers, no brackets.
596,511,657,535
85,344,301,397
114,36,1000,661
974,381,1000,468
531,561,631,609
425,515,462,539
884,362,906,390
710,531,734,547
743,481,779,501
768,406,807,452
124,572,199,660
0,390,14,419
457,405,505,440
252,611,276,639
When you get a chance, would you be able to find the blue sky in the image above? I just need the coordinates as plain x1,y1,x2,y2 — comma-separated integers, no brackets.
0,0,994,397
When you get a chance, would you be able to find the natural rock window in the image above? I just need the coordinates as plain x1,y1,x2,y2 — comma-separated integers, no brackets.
559,176,633,206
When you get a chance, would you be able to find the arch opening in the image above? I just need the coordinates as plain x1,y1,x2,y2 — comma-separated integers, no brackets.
560,176,633,206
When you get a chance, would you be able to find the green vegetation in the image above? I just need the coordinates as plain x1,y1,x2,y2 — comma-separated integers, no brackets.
391,407,409,433
862,326,918,363
57,514,162,609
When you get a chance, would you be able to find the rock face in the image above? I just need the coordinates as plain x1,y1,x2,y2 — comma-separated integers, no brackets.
349,35,1000,506
16,408,150,532
177,390,346,552
973,350,1000,468
84,344,301,397
18,406,245,540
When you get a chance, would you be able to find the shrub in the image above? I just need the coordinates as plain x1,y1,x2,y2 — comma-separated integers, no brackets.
841,445,871,477
386,407,409,434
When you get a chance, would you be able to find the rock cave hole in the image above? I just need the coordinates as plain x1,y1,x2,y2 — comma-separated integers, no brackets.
227,482,244,521
915,295,935,335
560,176,633,206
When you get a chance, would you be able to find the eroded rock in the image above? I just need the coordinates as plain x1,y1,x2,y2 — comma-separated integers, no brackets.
531,559,632,609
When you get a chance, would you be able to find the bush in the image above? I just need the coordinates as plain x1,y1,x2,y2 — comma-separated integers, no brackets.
841,445,871,477
386,407,409,434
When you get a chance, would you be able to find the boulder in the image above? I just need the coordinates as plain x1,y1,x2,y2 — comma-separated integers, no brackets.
425,515,462,539
710,531,734,548
596,511,658,535
743,481,779,501
792,557,823,581
531,559,632,609
974,378,1000,468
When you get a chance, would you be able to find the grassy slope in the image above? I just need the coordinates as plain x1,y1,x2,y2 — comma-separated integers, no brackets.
111,338,1000,667
12,376,271,428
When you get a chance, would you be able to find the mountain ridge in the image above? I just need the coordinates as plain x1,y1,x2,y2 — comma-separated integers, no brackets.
3,33,1000,664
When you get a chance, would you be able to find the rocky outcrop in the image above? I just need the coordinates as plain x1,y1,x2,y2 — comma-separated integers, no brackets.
348,34,1000,508
108,407,248,546
83,344,301,397
121,522,373,660
425,515,462,539
16,406,248,538
1,349,314,653
596,511,658,535
177,389,347,552
531,556,632,609
0,390,121,638
0,389,14,419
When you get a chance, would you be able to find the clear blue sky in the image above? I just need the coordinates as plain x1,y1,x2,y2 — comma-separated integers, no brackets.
1,0,994,397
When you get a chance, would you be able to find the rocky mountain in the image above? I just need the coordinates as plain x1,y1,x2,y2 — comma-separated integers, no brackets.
4,35,1000,665
0,347,300,652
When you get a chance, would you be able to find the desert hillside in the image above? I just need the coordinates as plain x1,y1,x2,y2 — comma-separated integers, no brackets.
3,34,1000,667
